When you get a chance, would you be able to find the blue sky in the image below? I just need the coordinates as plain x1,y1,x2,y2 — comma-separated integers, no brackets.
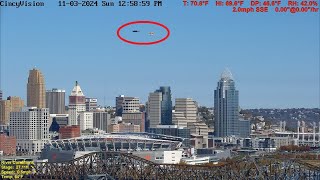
0,1,319,108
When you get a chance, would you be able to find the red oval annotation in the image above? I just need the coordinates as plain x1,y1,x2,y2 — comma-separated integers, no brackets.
116,20,170,45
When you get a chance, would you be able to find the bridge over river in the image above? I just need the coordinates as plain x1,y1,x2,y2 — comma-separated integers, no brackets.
12,152,320,179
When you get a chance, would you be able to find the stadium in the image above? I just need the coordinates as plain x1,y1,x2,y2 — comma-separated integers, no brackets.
40,132,184,162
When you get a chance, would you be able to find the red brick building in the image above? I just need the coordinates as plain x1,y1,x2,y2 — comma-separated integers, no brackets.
59,125,81,139
0,133,16,155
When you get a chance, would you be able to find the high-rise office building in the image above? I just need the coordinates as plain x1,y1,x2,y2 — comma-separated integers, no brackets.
157,87,172,125
214,69,238,137
85,98,98,111
173,98,198,128
116,95,140,116
147,86,172,128
0,96,24,125
214,69,250,137
27,68,46,108
148,92,162,128
46,88,65,114
93,110,110,132
9,107,49,153
0,90,2,100
68,81,86,125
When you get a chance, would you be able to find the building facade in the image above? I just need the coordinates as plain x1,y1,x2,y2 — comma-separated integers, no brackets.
46,88,65,114
108,123,140,133
133,150,183,164
187,121,209,148
148,86,173,128
214,69,250,138
68,81,86,125
0,133,16,155
59,125,81,139
122,112,145,132
93,110,110,132
156,87,172,125
27,68,46,108
238,119,251,137
116,95,140,116
115,95,125,116
9,107,49,153
172,111,186,128
49,114,69,132
0,96,24,125
173,98,198,128
85,98,98,111
149,125,191,147
147,92,162,128
79,112,93,131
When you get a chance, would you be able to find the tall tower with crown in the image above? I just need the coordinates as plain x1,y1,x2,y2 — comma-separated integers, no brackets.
68,81,86,125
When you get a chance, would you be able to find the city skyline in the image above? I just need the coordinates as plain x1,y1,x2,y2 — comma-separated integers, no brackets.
0,2,319,178
1,1,319,109
0,67,319,109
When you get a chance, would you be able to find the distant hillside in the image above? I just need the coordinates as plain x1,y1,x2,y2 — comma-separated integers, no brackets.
197,107,319,131
240,108,320,131
198,106,214,128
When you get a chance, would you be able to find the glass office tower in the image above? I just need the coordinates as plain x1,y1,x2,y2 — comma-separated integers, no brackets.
156,86,173,125
214,69,240,137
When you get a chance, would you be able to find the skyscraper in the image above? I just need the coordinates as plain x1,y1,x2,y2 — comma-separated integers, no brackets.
46,88,66,114
214,69,238,137
68,81,86,125
147,86,172,128
148,92,162,128
27,68,46,108
214,69,250,137
0,90,2,100
9,107,49,153
156,86,172,125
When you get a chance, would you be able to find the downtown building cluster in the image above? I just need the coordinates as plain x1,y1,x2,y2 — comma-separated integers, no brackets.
0,68,252,156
